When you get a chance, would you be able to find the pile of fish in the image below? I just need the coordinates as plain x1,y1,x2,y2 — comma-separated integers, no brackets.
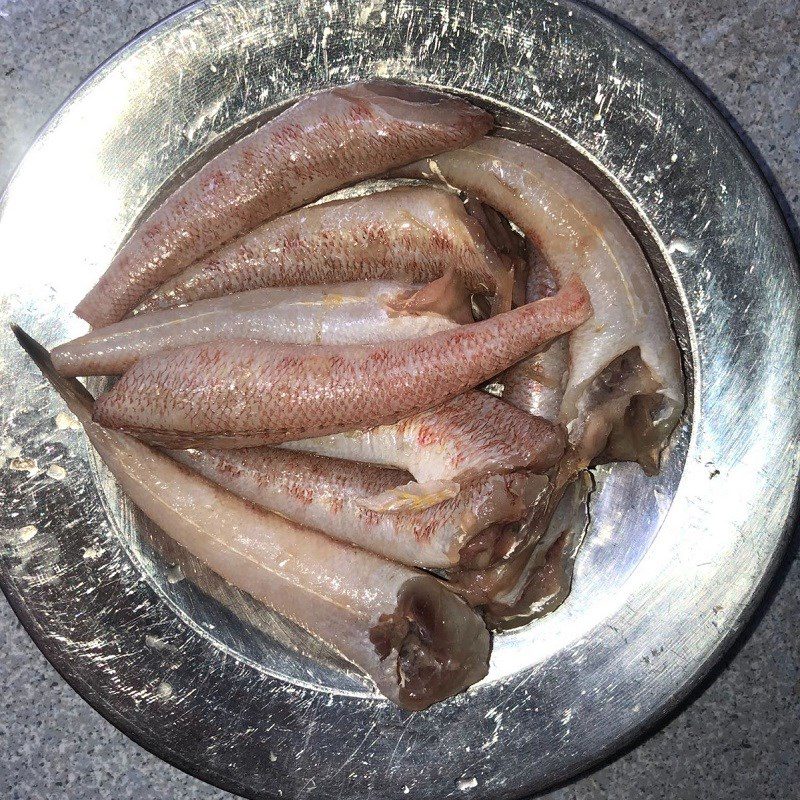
15,80,683,711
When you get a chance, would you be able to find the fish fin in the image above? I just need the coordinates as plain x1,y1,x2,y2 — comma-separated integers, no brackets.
383,269,473,324
11,325,94,419
356,480,460,513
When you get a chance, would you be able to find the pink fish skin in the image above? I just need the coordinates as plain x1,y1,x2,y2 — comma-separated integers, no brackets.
283,390,566,485
172,446,548,569
52,275,469,377
13,326,490,712
395,137,684,467
92,275,592,448
75,81,493,327
136,186,512,315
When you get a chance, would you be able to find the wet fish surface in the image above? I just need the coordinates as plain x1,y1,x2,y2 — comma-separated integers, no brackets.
76,82,493,327
92,276,591,448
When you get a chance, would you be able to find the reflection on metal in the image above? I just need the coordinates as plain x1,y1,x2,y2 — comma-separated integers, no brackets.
0,0,798,798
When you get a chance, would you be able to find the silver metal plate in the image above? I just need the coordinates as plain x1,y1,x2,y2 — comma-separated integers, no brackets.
1,1,798,798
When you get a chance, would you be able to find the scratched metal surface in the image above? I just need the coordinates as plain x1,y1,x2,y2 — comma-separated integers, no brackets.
0,0,798,798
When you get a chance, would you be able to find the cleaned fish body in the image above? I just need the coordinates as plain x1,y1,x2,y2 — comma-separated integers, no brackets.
396,137,684,467
92,276,591,448
53,276,469,376
283,390,566,486
14,327,490,711
75,82,493,327
171,446,548,569
137,186,513,315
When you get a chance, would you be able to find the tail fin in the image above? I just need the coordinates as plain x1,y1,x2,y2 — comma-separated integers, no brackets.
11,325,94,420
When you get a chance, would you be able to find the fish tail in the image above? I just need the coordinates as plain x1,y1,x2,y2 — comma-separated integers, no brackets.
11,325,94,419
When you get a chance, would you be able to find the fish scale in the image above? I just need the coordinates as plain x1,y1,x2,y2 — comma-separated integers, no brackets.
75,81,493,327
93,276,591,448
136,185,512,314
